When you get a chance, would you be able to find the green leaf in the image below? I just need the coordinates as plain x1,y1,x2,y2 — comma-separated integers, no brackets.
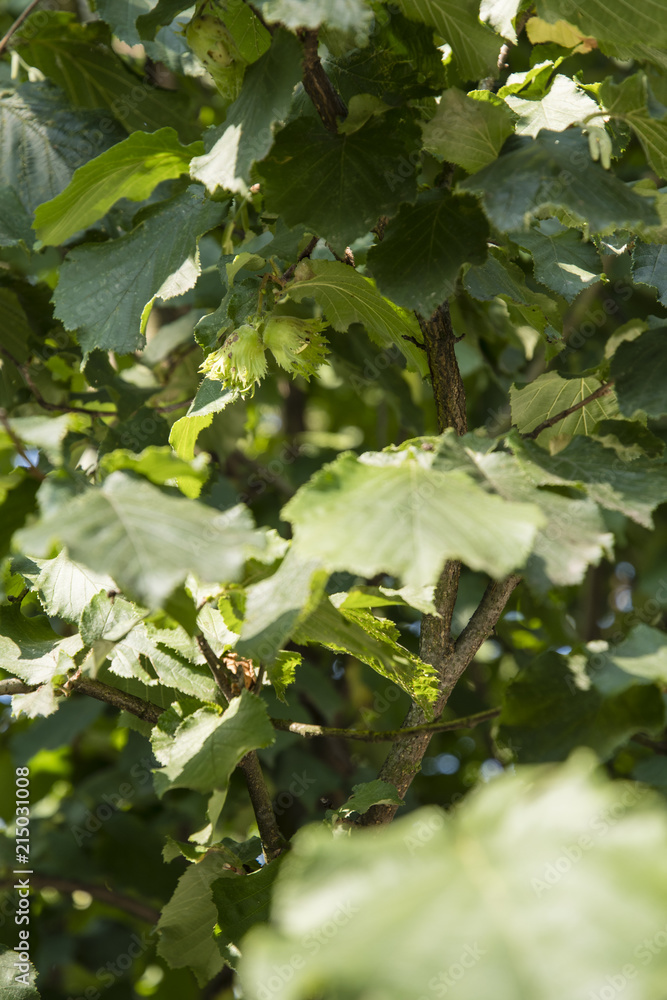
389,0,502,80
631,242,667,305
16,12,192,137
367,190,489,313
156,851,228,986
293,596,439,712
95,0,154,45
0,188,35,250
504,74,603,138
0,944,40,999
257,0,373,43
283,448,545,589
284,260,428,375
511,435,667,530
169,379,239,461
258,112,421,251
611,328,667,419
34,128,203,246
605,625,667,686
151,690,274,796
433,434,613,591
0,605,82,684
0,83,125,214
333,780,403,817
498,651,664,762
509,218,603,302
464,246,542,303
239,754,667,1000
0,478,40,562
17,471,264,608
266,651,302,703
479,0,521,41
137,0,192,39
422,88,517,174
212,859,284,952
100,445,210,499
236,548,328,662
36,550,115,624
53,186,227,357
191,29,303,196
535,0,667,67
460,130,659,234
510,372,618,445
599,73,667,179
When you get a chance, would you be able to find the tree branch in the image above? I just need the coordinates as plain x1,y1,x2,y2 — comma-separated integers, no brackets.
271,707,501,741
520,382,614,440
299,29,347,132
0,0,42,55
417,303,467,435
237,752,288,861
0,875,159,923
197,638,287,861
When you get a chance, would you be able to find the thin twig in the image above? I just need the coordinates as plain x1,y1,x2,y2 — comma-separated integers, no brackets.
152,397,194,414
271,707,501,741
196,635,235,701
520,382,614,440
479,8,533,91
282,235,319,283
0,0,42,55
0,409,45,481
0,875,159,923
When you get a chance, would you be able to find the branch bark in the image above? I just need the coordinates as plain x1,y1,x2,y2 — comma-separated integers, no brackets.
361,301,520,825
0,875,160,923
271,707,501,741
299,29,347,132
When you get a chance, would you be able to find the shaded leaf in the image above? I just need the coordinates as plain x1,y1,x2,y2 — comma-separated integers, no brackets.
333,780,403,817
422,88,517,174
258,112,421,251
390,0,501,80
53,186,227,357
460,130,659,234
191,29,303,196
511,435,667,530
151,690,274,796
509,218,603,302
498,651,664,762
611,327,667,418
0,83,125,214
367,190,489,313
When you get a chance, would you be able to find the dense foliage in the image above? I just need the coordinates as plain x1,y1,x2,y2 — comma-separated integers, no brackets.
2,0,667,997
